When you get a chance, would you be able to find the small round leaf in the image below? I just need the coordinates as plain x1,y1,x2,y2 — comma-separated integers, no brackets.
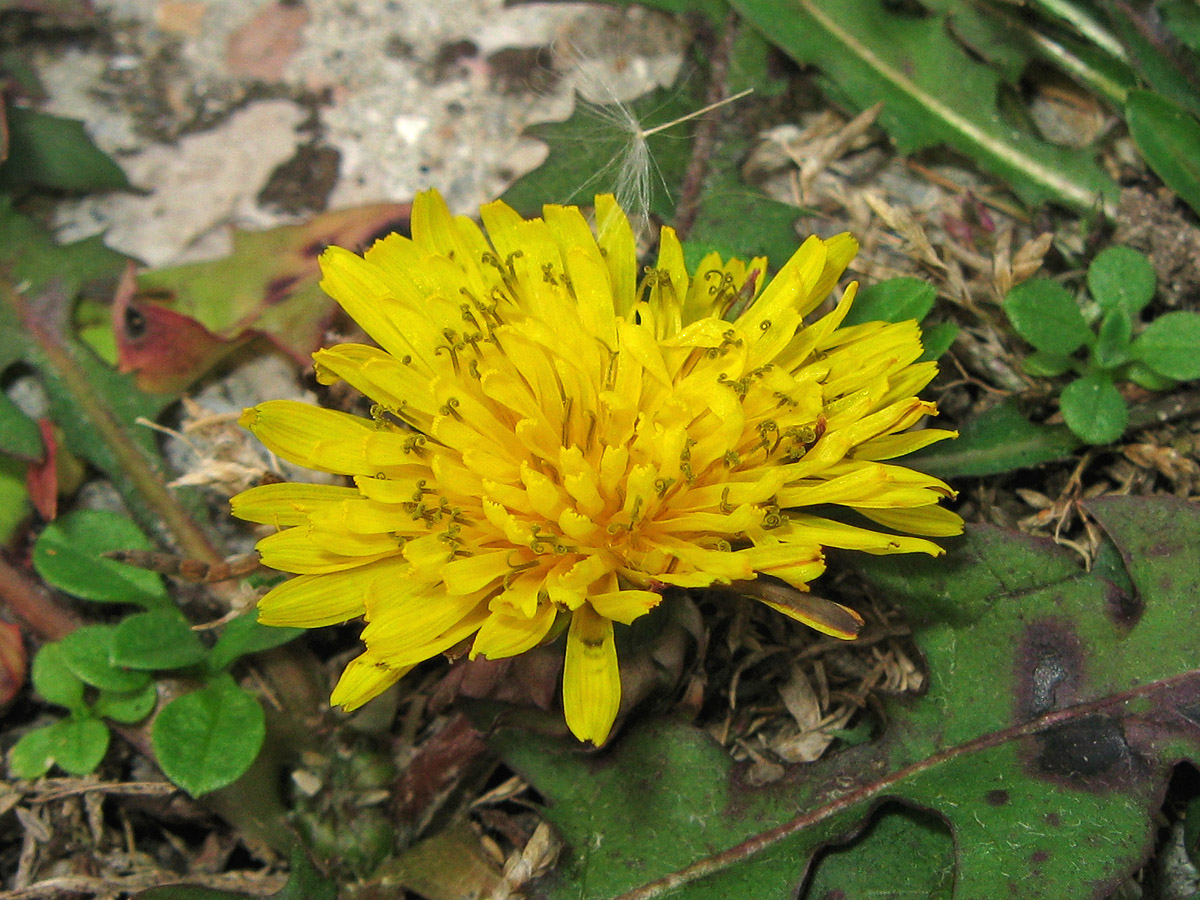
31,642,86,711
1126,361,1178,392
93,683,158,724
1003,279,1091,355
33,510,167,607
1093,308,1133,370
112,610,207,671
207,612,302,673
1087,246,1156,315
918,321,958,362
1061,374,1128,445
1022,351,1075,378
152,675,266,797
59,625,152,692
43,716,111,776
8,725,58,779
844,277,937,326
1130,311,1200,380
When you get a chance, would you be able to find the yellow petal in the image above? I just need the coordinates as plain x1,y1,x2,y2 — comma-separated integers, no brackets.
318,246,423,359
595,194,636,318
588,589,661,625
329,650,414,711
784,513,946,556
361,583,489,658
230,482,360,527
313,343,438,424
562,604,620,745
256,527,398,574
855,504,964,537
849,428,958,460
257,559,405,626
239,401,418,477
441,550,511,594
471,601,557,659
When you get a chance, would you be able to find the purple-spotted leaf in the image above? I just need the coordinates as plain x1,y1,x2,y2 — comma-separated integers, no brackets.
489,496,1200,900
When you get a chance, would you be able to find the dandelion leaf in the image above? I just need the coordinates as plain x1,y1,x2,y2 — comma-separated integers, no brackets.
490,495,1200,899
730,0,1119,213
505,75,802,264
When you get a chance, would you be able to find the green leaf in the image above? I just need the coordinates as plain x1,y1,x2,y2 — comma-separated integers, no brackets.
112,610,207,671
0,455,32,546
0,106,129,193
907,398,1080,478
1126,90,1200,219
207,612,302,673
1087,246,1156,316
1125,360,1178,392
93,683,158,724
41,716,110,776
1162,0,1200,55
842,276,936,327
0,391,43,461
683,165,806,265
1092,308,1133,370
1060,372,1128,444
8,724,58,779
10,716,111,778
918,321,958,361
1130,311,1200,381
729,0,1118,212
1002,278,1091,355
33,509,168,607
803,805,954,899
492,496,1200,899
1102,6,1200,120
1021,349,1075,377
58,625,152,693
152,674,266,796
31,642,86,711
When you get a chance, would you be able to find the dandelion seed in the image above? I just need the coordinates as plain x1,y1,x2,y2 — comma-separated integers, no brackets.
562,51,753,233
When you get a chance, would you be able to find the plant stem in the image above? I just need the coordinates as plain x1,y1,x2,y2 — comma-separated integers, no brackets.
0,554,79,641
7,279,220,563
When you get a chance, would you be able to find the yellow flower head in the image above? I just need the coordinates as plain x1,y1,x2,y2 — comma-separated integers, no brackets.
232,190,961,744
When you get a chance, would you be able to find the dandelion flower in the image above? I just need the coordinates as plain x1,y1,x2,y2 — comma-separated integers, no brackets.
232,190,961,745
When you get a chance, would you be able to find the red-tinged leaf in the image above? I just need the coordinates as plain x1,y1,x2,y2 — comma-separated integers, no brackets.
25,417,57,520
114,293,245,394
0,621,27,708
120,203,411,390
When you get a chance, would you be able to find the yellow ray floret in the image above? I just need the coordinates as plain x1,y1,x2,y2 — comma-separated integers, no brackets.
233,189,962,744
